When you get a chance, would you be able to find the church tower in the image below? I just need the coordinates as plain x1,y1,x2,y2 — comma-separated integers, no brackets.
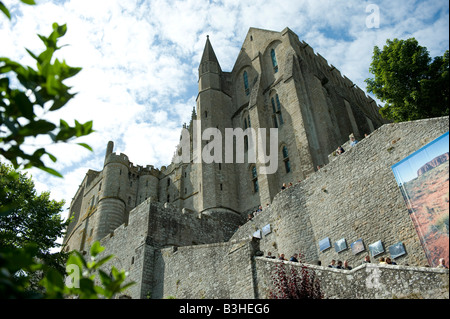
195,35,239,214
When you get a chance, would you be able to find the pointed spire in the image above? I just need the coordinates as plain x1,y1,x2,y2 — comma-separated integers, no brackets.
200,35,220,68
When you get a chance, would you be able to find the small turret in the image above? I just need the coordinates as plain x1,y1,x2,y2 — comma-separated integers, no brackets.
104,141,114,165
95,141,128,241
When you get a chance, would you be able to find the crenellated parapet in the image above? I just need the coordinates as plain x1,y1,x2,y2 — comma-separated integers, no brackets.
104,152,130,168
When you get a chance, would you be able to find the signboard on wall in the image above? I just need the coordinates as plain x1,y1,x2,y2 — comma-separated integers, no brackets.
391,131,449,267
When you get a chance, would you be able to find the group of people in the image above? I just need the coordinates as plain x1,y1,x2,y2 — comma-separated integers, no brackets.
327,259,353,270
361,255,396,265
281,182,293,190
281,179,304,191
247,204,270,221
334,134,362,156
264,252,449,270
265,252,301,263
357,255,448,268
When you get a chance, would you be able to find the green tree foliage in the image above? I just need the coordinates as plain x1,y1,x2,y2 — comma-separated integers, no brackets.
41,241,135,299
0,163,67,247
0,162,69,290
365,38,449,122
1,2,94,177
0,166,134,298
0,2,133,299
0,240,134,299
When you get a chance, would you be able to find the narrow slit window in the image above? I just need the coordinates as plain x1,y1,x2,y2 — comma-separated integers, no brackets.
282,146,291,173
251,166,259,193
243,71,250,96
276,94,284,125
271,94,283,127
271,49,278,73
271,97,278,128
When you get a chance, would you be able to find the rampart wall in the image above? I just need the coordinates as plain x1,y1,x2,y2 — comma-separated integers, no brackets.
98,200,244,298
153,239,258,299
230,116,449,268
155,239,449,299
254,258,449,299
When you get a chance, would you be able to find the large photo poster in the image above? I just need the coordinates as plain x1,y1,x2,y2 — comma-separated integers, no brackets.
391,132,449,267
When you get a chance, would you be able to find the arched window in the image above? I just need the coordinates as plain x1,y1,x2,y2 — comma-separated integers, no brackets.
251,165,259,193
282,146,291,173
243,71,249,96
271,94,284,127
271,49,278,73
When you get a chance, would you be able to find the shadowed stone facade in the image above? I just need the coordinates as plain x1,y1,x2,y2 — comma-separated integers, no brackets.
62,27,449,299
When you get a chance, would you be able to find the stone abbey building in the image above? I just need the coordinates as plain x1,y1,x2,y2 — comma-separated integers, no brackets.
62,28,449,299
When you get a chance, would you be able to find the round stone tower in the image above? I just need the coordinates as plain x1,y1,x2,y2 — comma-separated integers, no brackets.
94,141,129,241
136,168,159,203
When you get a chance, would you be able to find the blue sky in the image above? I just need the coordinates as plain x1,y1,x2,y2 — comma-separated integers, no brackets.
1,0,449,220
392,132,449,185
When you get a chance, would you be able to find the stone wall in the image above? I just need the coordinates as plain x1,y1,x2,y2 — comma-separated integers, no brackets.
231,116,449,268
153,239,258,299
254,258,449,299
154,240,448,299
97,200,244,298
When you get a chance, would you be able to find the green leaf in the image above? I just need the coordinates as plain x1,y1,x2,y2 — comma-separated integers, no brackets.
0,2,11,19
38,166,63,178
92,254,114,270
15,92,35,120
78,278,97,299
20,0,36,5
98,269,112,286
47,152,57,163
66,253,83,271
25,48,39,62
42,268,64,292
90,241,105,258
19,119,57,137
53,23,67,38
77,143,93,152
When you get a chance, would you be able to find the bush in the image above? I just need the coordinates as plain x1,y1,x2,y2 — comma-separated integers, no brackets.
268,253,323,299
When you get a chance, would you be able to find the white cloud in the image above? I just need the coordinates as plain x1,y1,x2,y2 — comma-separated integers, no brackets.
1,0,448,223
